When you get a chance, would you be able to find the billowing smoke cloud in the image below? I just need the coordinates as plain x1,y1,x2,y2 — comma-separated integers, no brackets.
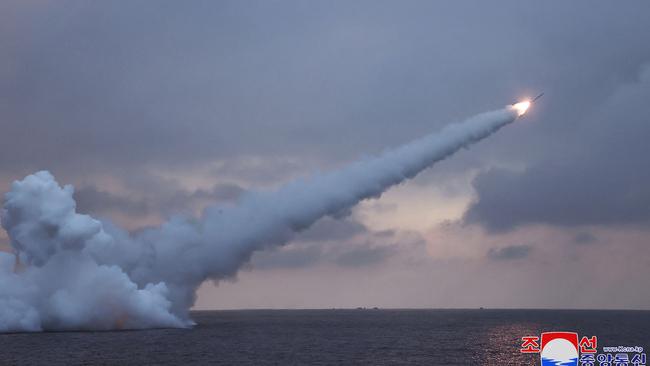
0,107,518,332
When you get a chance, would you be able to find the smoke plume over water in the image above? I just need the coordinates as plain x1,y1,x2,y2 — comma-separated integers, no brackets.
0,107,518,332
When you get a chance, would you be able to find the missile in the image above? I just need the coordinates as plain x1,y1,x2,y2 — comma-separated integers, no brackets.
510,92,543,116
511,92,543,106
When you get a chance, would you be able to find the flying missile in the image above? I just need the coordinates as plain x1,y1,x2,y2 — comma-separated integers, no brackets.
511,92,543,116
511,92,544,106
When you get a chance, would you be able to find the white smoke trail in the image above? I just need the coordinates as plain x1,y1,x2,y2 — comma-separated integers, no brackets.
0,106,518,332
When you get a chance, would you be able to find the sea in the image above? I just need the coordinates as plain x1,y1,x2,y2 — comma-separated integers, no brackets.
1,309,648,365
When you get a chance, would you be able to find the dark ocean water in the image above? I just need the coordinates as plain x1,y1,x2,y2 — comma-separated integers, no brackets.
1,309,648,365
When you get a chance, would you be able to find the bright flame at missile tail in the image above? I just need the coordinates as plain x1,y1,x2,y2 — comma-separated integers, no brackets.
512,100,531,116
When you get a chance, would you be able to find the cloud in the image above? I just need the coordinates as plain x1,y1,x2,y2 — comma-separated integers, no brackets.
573,232,597,245
465,64,650,232
252,241,398,270
486,244,532,261
251,216,400,270
295,217,367,242
74,182,245,219
74,186,150,216
334,243,396,267
250,216,372,270
250,245,322,270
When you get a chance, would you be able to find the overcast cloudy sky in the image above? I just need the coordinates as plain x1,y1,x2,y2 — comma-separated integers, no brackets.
1,1,650,309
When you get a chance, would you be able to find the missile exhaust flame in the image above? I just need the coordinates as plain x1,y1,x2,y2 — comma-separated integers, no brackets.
513,101,531,116
512,92,544,117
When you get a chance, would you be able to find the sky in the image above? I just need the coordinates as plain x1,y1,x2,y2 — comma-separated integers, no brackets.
1,0,650,310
